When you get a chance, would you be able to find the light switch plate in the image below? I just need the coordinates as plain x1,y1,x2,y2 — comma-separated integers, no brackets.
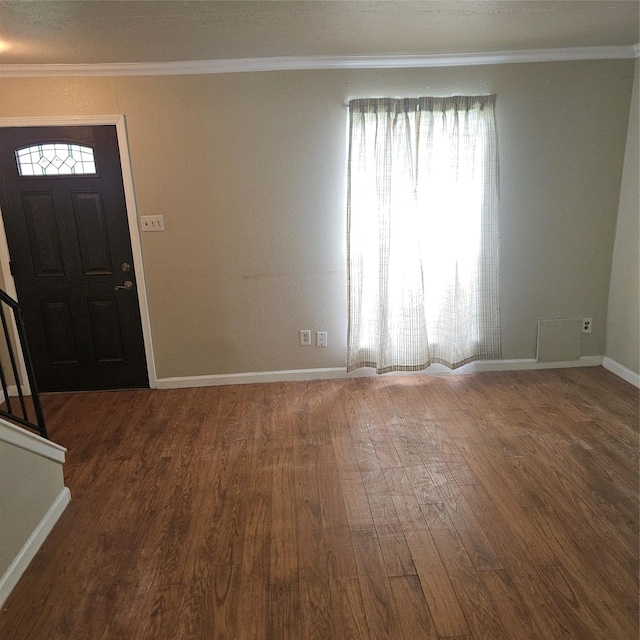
141,215,165,231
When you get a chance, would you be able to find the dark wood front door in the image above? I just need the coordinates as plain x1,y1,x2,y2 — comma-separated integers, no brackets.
0,125,149,392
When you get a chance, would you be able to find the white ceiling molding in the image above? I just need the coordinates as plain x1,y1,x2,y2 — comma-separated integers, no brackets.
0,45,637,78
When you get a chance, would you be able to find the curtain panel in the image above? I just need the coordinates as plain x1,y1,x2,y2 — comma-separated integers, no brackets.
347,95,501,373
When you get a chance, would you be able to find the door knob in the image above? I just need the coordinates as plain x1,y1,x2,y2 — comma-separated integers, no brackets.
115,280,134,291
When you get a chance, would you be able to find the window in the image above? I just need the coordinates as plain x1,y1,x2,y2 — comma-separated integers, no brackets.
15,143,96,176
347,96,501,373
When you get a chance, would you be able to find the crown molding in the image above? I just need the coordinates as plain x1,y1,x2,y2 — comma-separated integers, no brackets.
0,45,637,78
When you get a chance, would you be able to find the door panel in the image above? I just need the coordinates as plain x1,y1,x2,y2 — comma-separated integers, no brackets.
88,297,125,362
73,191,113,275
41,299,78,364
0,125,149,391
22,191,66,276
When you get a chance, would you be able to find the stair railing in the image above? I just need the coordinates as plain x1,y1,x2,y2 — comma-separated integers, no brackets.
0,289,47,439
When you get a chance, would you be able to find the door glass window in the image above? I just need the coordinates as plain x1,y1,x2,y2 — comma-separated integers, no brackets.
15,143,96,176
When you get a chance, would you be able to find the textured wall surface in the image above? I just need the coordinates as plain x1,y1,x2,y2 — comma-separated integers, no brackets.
606,60,639,375
0,59,634,378
0,428,65,580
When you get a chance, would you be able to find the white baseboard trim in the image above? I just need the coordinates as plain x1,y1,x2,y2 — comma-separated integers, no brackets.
468,356,603,373
0,487,71,608
156,356,604,389
0,419,67,464
156,367,350,388
602,357,640,388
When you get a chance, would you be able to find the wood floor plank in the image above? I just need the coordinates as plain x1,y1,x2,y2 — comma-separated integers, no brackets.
431,475,503,573
351,528,405,639
525,506,639,631
269,445,298,583
388,575,438,639
454,436,560,565
295,449,330,581
268,581,301,640
383,467,471,637
361,465,416,577
322,524,358,581
535,563,631,639
127,583,180,640
173,560,240,640
240,464,272,578
331,425,375,530
329,578,370,640
421,502,508,640
299,575,336,640
365,417,403,469
460,482,626,639
316,445,359,580
523,432,639,555
478,569,543,640
235,575,270,640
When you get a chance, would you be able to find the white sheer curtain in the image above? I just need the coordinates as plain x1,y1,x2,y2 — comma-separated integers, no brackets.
347,96,501,373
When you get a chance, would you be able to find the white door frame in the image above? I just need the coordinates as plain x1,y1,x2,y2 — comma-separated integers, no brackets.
0,115,158,390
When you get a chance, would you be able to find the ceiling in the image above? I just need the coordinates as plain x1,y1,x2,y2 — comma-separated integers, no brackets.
0,1,638,66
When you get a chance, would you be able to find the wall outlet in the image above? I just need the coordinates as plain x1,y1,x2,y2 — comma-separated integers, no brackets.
141,215,165,231
300,329,311,346
582,318,592,334
317,331,328,347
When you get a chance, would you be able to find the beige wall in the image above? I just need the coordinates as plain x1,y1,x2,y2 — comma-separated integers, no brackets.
606,60,640,375
0,425,66,583
0,60,635,378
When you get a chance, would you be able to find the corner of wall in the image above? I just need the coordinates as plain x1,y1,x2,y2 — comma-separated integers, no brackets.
605,59,640,377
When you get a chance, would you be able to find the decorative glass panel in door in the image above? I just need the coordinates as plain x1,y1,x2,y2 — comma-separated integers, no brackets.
15,143,97,176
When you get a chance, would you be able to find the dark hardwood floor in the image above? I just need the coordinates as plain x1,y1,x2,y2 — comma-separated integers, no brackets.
1,366,638,639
